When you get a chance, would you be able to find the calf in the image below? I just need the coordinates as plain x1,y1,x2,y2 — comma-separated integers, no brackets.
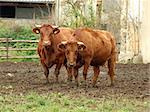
58,28,117,87
33,24,74,83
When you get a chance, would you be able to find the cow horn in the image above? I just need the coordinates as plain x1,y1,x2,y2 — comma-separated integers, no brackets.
52,25,59,28
35,24,42,27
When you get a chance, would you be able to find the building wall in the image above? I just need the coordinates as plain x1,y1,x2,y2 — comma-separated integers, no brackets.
118,0,143,63
140,0,150,63
118,0,150,63
16,7,34,19
0,2,53,19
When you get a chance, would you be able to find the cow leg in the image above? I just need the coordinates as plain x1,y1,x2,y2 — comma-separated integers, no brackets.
108,55,116,86
41,62,49,84
83,63,90,86
65,67,74,87
44,67,49,84
66,67,73,82
66,66,79,86
74,68,79,87
54,63,62,82
92,66,100,87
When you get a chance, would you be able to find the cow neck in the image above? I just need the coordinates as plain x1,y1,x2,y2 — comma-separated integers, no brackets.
52,34,61,54
50,40,57,53
44,45,54,53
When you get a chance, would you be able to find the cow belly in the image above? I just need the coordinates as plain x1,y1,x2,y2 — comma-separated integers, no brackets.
90,59,106,66
90,49,111,66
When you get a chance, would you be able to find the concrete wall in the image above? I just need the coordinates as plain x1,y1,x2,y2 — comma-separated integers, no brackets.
0,18,54,27
118,0,144,63
140,0,150,63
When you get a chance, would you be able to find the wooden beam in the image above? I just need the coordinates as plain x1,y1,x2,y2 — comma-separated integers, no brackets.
0,39,39,43
0,2,50,7
0,47,37,51
0,55,39,59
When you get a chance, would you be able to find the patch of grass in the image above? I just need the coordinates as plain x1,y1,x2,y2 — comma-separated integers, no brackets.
0,92,149,112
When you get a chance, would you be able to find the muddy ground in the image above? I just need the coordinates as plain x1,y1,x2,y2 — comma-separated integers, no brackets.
0,62,149,101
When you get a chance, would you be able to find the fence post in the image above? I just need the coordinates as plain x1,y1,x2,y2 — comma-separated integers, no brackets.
55,0,61,26
6,37,9,61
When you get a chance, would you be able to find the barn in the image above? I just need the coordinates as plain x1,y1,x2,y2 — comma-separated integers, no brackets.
0,0,54,19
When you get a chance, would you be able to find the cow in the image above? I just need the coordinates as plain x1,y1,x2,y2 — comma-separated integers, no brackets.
58,28,117,87
32,24,74,84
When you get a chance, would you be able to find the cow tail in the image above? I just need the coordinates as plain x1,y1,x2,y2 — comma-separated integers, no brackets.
110,36,117,62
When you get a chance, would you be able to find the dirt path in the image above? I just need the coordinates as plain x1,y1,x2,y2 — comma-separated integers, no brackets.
0,62,149,101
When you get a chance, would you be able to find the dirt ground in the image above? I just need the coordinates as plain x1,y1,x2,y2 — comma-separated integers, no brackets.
0,62,149,101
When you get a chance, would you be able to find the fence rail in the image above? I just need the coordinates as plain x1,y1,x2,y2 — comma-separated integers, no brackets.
0,38,39,60
0,47,37,51
0,55,39,59
0,38,39,43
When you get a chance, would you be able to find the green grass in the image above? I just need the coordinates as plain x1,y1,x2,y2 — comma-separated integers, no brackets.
0,92,149,112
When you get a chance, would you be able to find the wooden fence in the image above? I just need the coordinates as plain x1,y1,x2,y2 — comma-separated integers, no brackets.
0,38,39,60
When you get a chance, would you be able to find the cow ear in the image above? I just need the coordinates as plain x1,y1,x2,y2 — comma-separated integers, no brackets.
53,28,60,35
77,42,86,51
32,27,40,34
57,41,67,51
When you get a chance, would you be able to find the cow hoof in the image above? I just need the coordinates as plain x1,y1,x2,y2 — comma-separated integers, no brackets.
67,81,71,86
92,85,98,88
67,79,72,83
82,81,87,87
67,78,72,82
82,84,88,89
44,81,49,85
107,83,114,87
55,80,59,84
55,77,59,83
75,81,79,87
110,83,114,87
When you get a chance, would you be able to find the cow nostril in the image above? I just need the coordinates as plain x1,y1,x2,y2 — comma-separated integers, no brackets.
67,62,73,68
68,62,76,68
69,64,74,67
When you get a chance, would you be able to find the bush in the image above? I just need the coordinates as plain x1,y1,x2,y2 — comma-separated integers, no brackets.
62,0,96,28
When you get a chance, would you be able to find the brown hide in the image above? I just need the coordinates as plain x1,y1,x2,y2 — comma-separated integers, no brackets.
38,27,74,65
59,28,116,86
73,28,116,65
33,24,74,83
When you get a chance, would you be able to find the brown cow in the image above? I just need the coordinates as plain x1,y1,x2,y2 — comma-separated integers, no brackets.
32,24,74,83
58,28,117,87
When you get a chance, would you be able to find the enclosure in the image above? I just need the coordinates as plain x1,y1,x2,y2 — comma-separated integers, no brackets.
0,62,149,111
0,0,150,111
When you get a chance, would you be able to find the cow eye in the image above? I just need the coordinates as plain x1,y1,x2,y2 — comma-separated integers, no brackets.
49,32,53,37
40,32,43,36
75,50,78,54
66,50,69,55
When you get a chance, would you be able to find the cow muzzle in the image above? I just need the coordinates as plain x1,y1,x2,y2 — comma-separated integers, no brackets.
43,41,51,46
67,62,76,68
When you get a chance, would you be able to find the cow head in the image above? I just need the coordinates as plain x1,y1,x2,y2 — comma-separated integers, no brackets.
58,41,86,67
32,24,60,47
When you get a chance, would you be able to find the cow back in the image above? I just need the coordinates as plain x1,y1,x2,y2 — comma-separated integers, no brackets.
73,28,116,65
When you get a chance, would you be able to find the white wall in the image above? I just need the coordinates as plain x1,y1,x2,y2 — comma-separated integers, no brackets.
140,0,150,63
